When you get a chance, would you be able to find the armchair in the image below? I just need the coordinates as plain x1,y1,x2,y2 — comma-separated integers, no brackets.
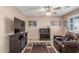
54,32,79,53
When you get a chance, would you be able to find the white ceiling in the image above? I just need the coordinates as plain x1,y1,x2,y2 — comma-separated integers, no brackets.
16,6,79,16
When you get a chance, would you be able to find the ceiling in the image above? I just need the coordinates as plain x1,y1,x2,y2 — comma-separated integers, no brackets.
16,6,79,16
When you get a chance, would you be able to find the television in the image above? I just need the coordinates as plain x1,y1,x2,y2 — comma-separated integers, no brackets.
14,17,25,33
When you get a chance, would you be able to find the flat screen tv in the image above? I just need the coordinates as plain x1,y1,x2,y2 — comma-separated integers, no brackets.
14,17,25,33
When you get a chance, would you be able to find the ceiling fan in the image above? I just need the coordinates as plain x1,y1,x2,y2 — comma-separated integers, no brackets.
45,6,61,15
35,6,61,16
35,6,70,16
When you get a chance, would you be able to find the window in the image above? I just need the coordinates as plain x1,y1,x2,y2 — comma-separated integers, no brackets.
68,16,79,33
73,16,79,32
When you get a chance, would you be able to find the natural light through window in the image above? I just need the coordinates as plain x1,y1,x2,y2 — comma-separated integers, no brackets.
68,16,79,33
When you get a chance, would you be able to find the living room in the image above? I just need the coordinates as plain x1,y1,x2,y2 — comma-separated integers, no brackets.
0,6,79,53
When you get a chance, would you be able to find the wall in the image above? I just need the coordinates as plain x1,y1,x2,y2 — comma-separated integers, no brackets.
0,7,26,53
1,6,78,52
63,8,79,34
26,16,64,42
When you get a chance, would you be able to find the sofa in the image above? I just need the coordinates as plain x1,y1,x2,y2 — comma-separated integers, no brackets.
54,32,79,53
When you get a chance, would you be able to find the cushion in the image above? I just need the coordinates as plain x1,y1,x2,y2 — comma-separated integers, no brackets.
63,37,69,41
56,37,62,41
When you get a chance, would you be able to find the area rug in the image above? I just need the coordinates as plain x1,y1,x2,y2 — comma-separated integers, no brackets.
31,45,48,53
24,44,56,53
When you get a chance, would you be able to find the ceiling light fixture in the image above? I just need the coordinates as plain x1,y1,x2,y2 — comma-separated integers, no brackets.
43,6,61,16
46,12,51,16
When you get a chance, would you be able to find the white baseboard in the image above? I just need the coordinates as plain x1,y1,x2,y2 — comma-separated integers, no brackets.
50,42,59,53
21,43,29,53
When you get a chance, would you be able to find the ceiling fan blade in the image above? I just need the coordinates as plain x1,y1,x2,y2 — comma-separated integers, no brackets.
34,8,45,12
53,7,61,10
53,12,57,14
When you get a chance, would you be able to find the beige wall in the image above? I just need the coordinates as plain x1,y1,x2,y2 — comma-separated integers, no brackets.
0,7,64,53
0,7,26,53
26,16,64,42
63,8,79,34
26,8,79,43
1,6,78,53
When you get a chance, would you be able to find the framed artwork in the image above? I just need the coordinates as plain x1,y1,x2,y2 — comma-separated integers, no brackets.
29,20,37,27
64,21,67,26
50,21,61,26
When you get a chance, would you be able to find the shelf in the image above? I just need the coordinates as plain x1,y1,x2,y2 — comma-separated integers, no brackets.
39,28,50,41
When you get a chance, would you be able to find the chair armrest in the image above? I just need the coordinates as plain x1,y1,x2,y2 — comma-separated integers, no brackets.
63,40,77,46
54,35,63,39
56,37,63,41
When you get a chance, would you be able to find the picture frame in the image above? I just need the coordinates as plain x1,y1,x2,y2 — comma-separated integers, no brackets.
29,20,37,27
64,21,67,26
50,21,61,26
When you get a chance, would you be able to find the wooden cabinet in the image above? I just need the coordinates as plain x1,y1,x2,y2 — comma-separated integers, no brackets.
10,33,20,53
39,28,50,41
9,33,27,53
